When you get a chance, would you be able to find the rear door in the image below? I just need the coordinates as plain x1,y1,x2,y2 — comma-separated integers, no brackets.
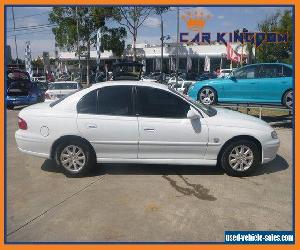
258,64,292,103
76,85,139,159
136,86,209,159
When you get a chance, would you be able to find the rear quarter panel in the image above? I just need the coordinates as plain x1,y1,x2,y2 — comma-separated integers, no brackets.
17,108,79,157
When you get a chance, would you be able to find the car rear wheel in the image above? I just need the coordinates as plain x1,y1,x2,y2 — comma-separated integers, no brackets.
55,140,96,177
198,87,217,105
220,140,260,177
283,90,293,109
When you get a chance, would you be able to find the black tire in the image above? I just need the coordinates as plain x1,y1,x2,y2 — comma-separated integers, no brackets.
198,87,217,105
7,105,14,110
220,139,260,177
55,139,96,177
282,89,293,109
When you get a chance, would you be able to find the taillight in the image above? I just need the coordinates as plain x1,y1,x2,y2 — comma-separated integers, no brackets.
18,117,27,130
45,93,50,99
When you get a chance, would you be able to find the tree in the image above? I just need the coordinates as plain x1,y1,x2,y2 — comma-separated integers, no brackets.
49,7,127,85
113,7,169,61
256,10,292,64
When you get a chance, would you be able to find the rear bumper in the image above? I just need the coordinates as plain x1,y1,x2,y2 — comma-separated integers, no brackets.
15,130,50,159
262,139,280,163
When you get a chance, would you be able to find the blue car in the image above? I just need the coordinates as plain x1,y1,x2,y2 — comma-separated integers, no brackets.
6,70,45,109
188,63,293,109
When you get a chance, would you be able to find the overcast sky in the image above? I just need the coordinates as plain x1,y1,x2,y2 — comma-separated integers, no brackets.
6,6,293,59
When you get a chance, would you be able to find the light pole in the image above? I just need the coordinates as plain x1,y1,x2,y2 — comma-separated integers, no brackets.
176,7,180,84
160,14,170,83
11,7,19,67
76,7,82,84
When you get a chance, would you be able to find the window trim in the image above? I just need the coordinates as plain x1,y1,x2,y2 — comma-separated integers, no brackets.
76,89,99,115
134,86,198,119
77,85,135,117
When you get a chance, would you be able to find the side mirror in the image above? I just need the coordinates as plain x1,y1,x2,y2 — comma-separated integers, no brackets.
230,75,237,81
187,107,200,120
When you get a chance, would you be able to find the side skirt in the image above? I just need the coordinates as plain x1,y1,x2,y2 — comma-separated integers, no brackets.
96,158,217,166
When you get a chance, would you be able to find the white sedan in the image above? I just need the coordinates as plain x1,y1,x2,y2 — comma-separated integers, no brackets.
44,81,82,102
15,81,280,177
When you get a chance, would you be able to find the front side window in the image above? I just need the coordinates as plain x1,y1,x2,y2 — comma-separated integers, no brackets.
136,87,190,118
234,66,258,79
98,86,133,116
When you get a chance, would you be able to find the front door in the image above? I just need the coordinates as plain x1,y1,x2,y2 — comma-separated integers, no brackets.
76,85,138,159
136,86,209,159
223,65,260,102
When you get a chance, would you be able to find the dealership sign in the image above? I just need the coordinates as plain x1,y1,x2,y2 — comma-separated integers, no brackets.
180,9,288,48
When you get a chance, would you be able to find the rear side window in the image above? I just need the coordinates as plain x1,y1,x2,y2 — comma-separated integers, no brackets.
259,65,292,78
77,90,98,114
98,86,133,116
283,66,293,77
136,87,190,118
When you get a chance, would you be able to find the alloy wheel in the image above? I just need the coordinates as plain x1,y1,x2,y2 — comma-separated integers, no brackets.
228,145,254,172
60,145,86,173
200,88,215,105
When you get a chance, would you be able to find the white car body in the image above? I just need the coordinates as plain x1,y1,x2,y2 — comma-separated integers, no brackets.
44,81,81,102
32,76,47,83
217,69,233,78
15,81,279,173
172,81,195,93
168,77,184,85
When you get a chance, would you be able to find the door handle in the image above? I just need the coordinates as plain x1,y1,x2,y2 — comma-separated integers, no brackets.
250,82,256,84
86,124,97,129
144,128,155,132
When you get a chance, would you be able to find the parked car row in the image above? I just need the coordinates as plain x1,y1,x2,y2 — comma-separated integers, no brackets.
6,70,47,109
6,63,293,110
6,69,83,109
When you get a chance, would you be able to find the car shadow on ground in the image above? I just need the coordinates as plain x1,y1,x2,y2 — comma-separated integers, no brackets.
41,155,289,178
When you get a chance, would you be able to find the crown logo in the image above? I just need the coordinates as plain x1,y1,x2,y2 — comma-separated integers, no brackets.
181,10,211,32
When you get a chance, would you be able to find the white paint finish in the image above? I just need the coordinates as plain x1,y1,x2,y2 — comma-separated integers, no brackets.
138,117,209,159
15,80,280,169
97,157,217,166
77,114,138,159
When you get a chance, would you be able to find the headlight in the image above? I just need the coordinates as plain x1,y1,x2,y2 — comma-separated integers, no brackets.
271,131,278,139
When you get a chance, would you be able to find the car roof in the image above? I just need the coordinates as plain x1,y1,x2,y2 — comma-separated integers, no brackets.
88,80,169,91
52,81,78,84
241,63,293,69
52,80,170,111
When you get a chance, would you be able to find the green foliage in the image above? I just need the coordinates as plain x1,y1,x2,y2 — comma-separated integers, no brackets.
112,7,169,60
256,10,293,64
49,7,126,56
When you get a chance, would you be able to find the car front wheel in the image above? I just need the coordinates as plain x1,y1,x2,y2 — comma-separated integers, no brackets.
55,140,95,176
198,87,217,105
220,140,260,177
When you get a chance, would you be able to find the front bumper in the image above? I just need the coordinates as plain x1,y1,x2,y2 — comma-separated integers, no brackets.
262,139,280,163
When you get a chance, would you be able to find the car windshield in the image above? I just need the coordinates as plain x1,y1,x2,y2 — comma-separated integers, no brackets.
49,82,78,90
168,86,217,117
